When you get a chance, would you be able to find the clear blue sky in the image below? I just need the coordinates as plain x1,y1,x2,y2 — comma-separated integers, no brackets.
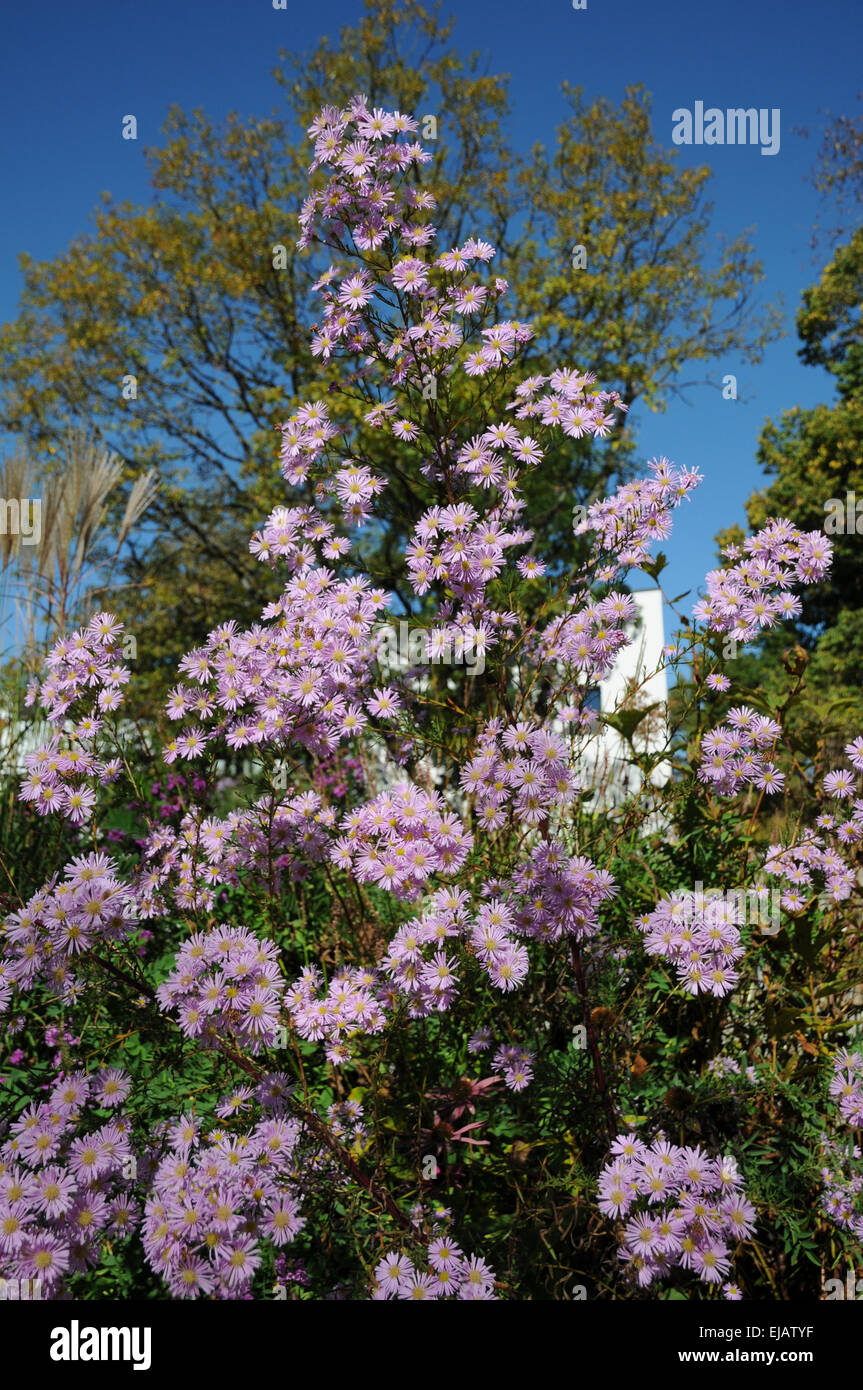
1,0,860,633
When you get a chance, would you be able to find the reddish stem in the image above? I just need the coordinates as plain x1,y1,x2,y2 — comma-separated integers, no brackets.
571,941,616,1136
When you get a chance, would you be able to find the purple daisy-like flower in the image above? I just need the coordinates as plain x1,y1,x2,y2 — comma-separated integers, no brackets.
824,769,855,800
221,1235,261,1289
93,1067,131,1108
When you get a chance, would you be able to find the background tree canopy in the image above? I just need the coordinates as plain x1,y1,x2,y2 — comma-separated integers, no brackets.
714,170,863,762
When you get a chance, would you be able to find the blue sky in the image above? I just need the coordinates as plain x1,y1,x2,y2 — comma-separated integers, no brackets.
1,0,860,636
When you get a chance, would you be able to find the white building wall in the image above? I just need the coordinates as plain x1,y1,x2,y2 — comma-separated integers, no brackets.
578,587,671,813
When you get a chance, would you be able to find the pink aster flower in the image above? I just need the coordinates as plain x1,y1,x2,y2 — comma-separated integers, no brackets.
93,1067,131,1108
375,1252,413,1296
19,1231,70,1288
824,769,855,799
263,1195,305,1245
221,1235,262,1289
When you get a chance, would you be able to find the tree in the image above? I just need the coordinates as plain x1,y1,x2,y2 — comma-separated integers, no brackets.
807,93,863,246
715,226,863,753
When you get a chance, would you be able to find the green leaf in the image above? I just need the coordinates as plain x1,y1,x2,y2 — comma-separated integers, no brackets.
639,551,668,581
603,703,659,745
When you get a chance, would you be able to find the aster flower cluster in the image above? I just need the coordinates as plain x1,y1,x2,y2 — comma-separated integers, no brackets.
402,500,524,668
379,894,488,1013
762,739,863,912
491,1043,536,1093
372,1239,497,1300
468,897,532,992
394,367,625,664
764,832,857,913
297,96,619,413
135,811,236,918
575,457,702,580
23,612,129,721
290,95,628,676
332,784,472,901
598,1133,755,1292
698,705,785,797
637,889,745,998
19,614,129,821
0,1067,138,1296
395,382,620,672
820,1137,863,1244
706,1056,759,1091
0,853,139,1011
536,590,639,685
820,1052,863,1243
829,1049,863,1127
460,719,578,832
285,964,387,1065
379,841,612,1022
494,840,617,946
155,925,285,1054
135,789,337,918
381,887,533,1013
164,559,391,766
693,519,832,642
143,1101,307,1299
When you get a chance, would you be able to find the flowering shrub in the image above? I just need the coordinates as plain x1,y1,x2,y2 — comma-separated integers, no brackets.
1,95,861,1301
